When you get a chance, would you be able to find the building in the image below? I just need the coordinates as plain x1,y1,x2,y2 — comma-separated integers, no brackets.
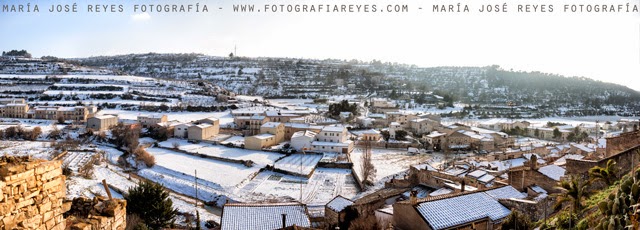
324,196,354,227
410,118,441,135
86,115,118,131
187,123,217,141
360,129,382,142
315,126,348,143
2,103,29,118
260,122,285,144
245,133,277,150
137,114,167,128
54,106,89,122
174,123,194,138
291,130,317,151
220,202,311,230
0,98,25,105
393,186,523,230
284,123,323,140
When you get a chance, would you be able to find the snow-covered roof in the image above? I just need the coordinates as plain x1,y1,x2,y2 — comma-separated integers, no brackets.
291,130,317,139
361,129,380,135
138,114,165,119
194,123,213,129
484,186,526,200
326,196,354,212
221,203,311,230
571,143,595,153
413,163,437,171
530,185,547,194
415,192,511,230
554,154,584,166
251,133,275,140
538,165,566,181
321,125,345,133
478,174,495,184
467,170,487,179
429,188,453,197
426,131,446,138
91,115,116,120
261,122,282,128
312,141,350,147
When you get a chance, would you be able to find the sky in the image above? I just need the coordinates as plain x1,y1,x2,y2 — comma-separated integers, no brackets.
1,0,640,90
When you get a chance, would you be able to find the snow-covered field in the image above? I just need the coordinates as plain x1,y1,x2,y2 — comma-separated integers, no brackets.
273,154,323,176
0,74,154,82
146,147,262,188
240,168,359,205
0,141,55,159
158,139,284,166
351,148,434,183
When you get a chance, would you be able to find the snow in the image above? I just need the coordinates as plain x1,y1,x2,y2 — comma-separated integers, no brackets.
351,148,433,183
326,196,354,212
146,147,262,188
0,74,154,82
537,165,566,181
274,154,322,176
158,139,283,166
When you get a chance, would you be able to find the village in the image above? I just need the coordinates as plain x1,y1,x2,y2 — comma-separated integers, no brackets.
2,75,640,229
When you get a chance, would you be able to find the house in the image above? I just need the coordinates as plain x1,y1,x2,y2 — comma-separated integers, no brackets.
324,196,354,227
32,106,89,122
389,122,402,140
424,131,446,151
245,133,277,150
409,117,441,135
284,123,323,140
137,114,167,128
187,123,217,141
311,141,353,154
393,186,523,230
2,103,29,118
174,123,194,138
291,131,317,151
220,203,311,230
86,115,118,131
315,126,348,143
261,122,285,144
265,111,304,123
360,129,381,142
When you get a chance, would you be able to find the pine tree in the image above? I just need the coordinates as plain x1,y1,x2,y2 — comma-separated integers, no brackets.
125,180,178,230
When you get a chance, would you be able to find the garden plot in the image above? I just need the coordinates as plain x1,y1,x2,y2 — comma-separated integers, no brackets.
0,140,55,159
239,168,358,206
274,154,323,176
66,165,135,199
61,151,96,172
146,147,262,189
351,148,433,183
159,139,283,166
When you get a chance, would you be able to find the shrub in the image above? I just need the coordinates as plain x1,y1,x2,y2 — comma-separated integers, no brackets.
125,180,178,230
134,147,155,167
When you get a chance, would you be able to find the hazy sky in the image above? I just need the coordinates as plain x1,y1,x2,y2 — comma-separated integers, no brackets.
1,0,640,90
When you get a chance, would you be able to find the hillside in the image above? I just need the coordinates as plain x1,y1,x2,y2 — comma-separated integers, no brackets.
4,53,638,115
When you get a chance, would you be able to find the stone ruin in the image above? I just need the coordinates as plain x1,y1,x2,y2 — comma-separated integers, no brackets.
65,196,126,230
0,156,127,230
1,156,66,230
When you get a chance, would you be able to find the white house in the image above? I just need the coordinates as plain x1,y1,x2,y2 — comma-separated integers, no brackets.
291,130,317,151
174,123,194,138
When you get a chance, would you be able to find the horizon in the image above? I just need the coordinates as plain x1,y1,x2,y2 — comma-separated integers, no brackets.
2,0,639,90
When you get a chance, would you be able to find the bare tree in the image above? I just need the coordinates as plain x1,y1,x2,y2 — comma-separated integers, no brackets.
360,140,376,187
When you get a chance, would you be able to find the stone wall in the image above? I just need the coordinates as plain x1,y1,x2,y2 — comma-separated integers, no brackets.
499,198,555,222
566,144,640,178
507,167,562,194
605,130,640,157
65,197,126,230
0,156,66,230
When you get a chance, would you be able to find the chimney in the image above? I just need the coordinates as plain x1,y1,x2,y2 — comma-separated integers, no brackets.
531,154,538,170
461,180,466,192
281,213,287,229
410,190,417,205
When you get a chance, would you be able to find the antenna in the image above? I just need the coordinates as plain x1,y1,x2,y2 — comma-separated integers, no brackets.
234,45,237,57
